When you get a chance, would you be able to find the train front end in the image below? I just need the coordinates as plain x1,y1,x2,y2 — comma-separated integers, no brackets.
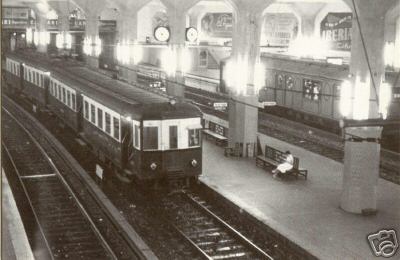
129,101,203,185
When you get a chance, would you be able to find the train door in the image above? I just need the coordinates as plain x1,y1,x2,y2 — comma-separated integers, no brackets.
76,93,84,132
121,121,133,169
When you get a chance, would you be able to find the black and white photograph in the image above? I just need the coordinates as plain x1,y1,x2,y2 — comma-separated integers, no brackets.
1,0,399,259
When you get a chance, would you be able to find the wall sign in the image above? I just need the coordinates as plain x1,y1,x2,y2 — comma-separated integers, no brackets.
320,13,352,51
261,13,298,47
201,13,233,38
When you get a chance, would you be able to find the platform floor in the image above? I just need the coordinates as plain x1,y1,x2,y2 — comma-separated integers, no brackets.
2,170,35,260
200,134,400,259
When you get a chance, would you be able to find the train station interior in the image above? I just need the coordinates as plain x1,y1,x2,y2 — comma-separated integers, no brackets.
2,0,400,259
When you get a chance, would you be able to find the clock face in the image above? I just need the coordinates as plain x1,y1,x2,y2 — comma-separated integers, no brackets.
186,27,198,42
154,26,170,42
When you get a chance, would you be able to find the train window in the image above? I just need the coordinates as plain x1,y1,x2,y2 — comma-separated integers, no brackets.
40,75,43,87
62,88,66,103
90,104,96,124
169,126,178,149
71,93,76,111
113,117,120,140
143,127,158,150
56,84,61,99
334,84,341,99
277,74,284,88
50,82,54,95
188,129,200,147
67,91,71,107
286,76,294,89
303,79,321,101
84,101,89,119
97,108,103,129
134,124,140,148
105,113,111,134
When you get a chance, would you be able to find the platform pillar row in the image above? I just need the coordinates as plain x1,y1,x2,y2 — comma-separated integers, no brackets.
116,13,139,84
340,0,393,214
84,12,100,69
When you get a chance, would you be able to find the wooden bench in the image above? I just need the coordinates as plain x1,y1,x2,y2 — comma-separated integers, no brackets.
203,129,227,146
256,145,308,180
224,142,243,157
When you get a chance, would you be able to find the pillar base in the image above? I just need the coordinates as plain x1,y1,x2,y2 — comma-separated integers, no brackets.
86,56,99,69
166,73,185,98
340,126,382,214
37,44,47,53
118,66,137,84
228,95,258,157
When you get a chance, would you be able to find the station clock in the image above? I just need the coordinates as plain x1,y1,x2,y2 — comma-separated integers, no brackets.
154,26,170,42
186,27,198,42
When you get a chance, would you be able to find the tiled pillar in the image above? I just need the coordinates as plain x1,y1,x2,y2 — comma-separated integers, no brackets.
85,13,100,68
116,13,138,84
227,9,262,156
36,15,48,53
164,8,187,98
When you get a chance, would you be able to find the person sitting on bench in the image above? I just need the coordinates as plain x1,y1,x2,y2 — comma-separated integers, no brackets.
272,150,294,178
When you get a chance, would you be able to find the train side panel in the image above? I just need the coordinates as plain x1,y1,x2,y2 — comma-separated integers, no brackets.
81,120,124,168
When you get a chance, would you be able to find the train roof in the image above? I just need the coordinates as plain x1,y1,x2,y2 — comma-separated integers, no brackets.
221,53,349,81
6,51,202,119
261,53,349,80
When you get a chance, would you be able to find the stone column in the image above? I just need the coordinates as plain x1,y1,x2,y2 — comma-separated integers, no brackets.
228,9,262,156
57,14,70,55
116,13,138,84
164,8,187,98
395,16,400,69
36,15,48,53
300,14,317,37
85,13,100,68
340,0,390,214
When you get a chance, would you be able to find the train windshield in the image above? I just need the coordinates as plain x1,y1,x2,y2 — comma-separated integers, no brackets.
143,126,158,150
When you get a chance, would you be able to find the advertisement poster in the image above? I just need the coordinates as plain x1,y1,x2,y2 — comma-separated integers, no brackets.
320,12,352,51
3,7,30,19
201,13,233,38
261,13,298,47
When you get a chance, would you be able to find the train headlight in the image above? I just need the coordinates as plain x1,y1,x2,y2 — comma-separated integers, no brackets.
150,162,157,170
191,159,198,167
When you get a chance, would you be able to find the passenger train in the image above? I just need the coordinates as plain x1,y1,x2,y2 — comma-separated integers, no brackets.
3,51,203,186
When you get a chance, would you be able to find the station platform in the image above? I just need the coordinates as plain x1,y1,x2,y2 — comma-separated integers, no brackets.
200,134,400,259
2,169,35,260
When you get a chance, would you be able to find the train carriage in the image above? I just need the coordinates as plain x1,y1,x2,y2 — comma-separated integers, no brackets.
4,57,23,95
47,75,82,132
4,50,203,186
21,62,50,109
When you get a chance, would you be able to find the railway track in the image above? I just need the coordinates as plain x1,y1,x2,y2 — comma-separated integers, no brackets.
162,191,273,260
2,109,116,260
2,96,152,260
